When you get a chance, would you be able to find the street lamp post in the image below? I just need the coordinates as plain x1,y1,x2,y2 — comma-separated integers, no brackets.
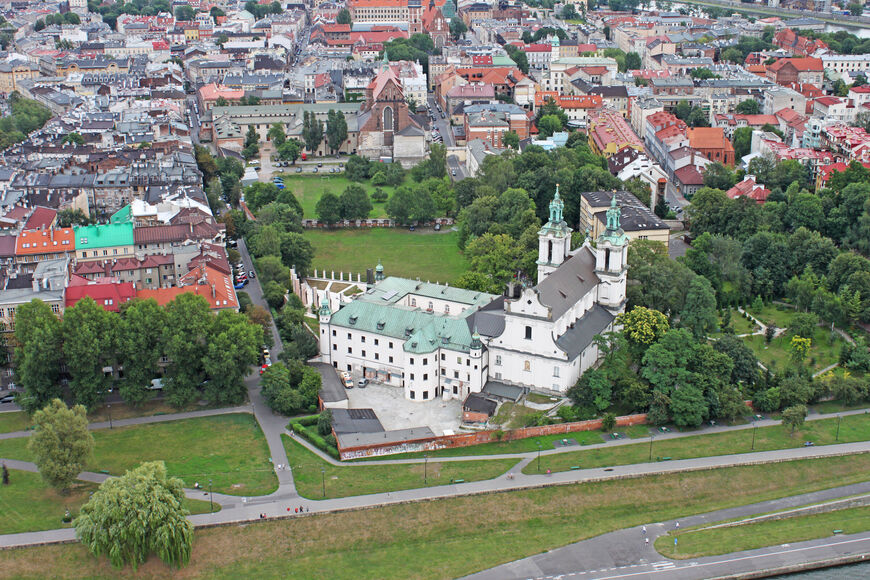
424,453,429,484
837,414,842,441
649,433,654,461
107,403,112,429
321,467,325,498
751,421,757,450
536,441,542,473
209,479,213,513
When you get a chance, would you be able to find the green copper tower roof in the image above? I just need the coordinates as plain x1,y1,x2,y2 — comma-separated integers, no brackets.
539,184,570,237
599,194,629,246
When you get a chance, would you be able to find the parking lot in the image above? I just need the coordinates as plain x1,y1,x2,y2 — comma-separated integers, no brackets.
345,381,462,435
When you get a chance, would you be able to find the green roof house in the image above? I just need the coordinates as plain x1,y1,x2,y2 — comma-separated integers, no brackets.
74,223,135,261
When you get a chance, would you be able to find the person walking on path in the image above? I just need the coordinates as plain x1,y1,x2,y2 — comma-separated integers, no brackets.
642,525,646,535
645,538,649,547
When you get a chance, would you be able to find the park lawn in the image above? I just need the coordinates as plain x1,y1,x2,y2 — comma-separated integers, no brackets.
521,413,870,475
621,425,652,439
0,414,277,496
283,436,517,499
4,455,870,579
85,398,197,424
0,411,30,434
274,174,397,219
711,312,759,337
743,326,843,374
747,303,798,330
304,316,319,336
525,393,560,405
656,505,870,559
305,228,469,283
0,470,218,536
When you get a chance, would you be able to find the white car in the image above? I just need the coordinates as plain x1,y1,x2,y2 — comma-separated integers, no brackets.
149,378,164,390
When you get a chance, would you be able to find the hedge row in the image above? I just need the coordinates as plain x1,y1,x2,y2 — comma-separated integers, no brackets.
293,415,320,427
291,421,340,459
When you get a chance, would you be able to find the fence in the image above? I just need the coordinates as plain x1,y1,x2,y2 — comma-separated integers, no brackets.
338,413,648,460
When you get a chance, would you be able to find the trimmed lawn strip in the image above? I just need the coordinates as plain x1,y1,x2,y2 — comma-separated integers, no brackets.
0,414,277,496
3,456,870,578
747,304,798,329
283,435,518,498
656,505,870,560
306,228,469,283
0,411,30,434
85,399,198,424
522,413,870,474
525,393,560,405
0,470,218,536
275,174,397,219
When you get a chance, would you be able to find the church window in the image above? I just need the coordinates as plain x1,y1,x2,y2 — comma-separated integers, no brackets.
547,240,553,262
553,366,560,377
525,326,532,340
524,360,531,372
383,106,394,131
604,248,611,271
410,390,415,399
495,355,501,366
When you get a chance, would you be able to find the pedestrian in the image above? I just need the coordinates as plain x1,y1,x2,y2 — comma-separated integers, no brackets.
642,525,646,535
295,507,298,514
645,538,649,546
299,505,303,513
675,521,680,530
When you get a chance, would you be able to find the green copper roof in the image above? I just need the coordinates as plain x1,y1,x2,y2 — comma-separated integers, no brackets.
109,204,131,224
74,223,134,250
539,184,571,237
599,196,629,246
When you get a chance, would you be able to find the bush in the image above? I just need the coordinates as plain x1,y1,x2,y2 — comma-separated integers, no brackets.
371,171,387,186
292,421,340,459
317,409,333,436
752,296,764,311
292,415,320,427
601,412,617,432
371,187,388,202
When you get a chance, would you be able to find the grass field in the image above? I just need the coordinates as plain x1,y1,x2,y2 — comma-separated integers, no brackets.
711,312,759,337
274,174,397,219
0,414,277,496
305,228,469,283
283,435,518,498
744,326,843,373
0,411,30,434
656,505,870,559
0,469,217,536
521,413,870,474
2,455,870,578
747,304,798,330
85,399,195,424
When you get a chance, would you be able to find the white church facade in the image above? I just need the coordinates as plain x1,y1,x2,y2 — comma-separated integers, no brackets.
316,187,629,401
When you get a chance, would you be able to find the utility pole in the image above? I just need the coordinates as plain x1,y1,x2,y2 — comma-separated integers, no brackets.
209,479,213,513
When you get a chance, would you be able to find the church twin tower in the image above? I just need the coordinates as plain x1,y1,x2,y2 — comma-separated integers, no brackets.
536,185,628,312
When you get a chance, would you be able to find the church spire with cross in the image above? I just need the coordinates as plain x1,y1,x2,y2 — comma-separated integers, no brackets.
536,183,572,284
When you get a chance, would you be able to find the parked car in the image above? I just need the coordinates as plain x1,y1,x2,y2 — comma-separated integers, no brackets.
358,378,368,388
296,167,303,173
451,169,456,176
0,394,15,404
249,270,256,279
317,162,323,167
148,378,164,390
340,371,353,389
434,223,441,231
313,168,318,173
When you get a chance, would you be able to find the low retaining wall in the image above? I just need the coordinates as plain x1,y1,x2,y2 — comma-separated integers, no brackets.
302,218,454,228
338,413,648,460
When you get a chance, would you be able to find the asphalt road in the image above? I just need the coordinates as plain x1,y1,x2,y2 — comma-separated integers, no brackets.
428,94,454,148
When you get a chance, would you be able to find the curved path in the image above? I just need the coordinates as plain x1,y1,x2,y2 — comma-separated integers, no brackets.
465,481,870,580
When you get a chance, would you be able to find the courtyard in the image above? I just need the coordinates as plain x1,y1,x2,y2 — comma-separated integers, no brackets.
344,380,462,435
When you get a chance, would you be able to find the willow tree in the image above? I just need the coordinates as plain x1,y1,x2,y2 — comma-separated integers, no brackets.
75,461,194,569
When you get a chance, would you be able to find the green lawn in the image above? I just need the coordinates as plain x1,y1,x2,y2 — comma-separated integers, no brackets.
743,326,843,373
522,413,870,474
656,505,870,559
0,411,30,434
712,312,759,337
747,304,798,330
283,435,517,498
4,455,870,578
525,393,560,405
306,228,469,283
0,414,277,496
0,469,217,536
274,174,397,219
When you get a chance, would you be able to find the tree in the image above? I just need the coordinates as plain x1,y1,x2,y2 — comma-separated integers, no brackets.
616,306,669,350
326,110,348,154
162,294,212,407
624,51,641,71
174,5,195,21
781,404,807,434
790,335,812,364
449,16,467,41
302,110,323,153
243,126,259,160
789,312,819,340
267,123,286,147
28,399,94,492
315,191,342,226
256,255,290,287
732,126,753,161
713,334,759,385
318,408,333,436
689,68,720,80
202,311,260,405
280,232,315,276
849,2,863,15
503,131,520,150
703,162,737,191
13,299,64,413
670,385,708,427
337,7,352,24
61,132,84,146
63,298,117,410
278,139,301,164
345,154,371,181
261,361,321,415
117,299,165,407
735,99,761,115
538,115,563,139
681,276,718,339
75,461,193,569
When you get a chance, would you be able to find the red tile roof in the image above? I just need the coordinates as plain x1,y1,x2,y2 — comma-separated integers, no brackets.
16,228,74,256
726,176,770,203
136,263,238,310
65,276,136,312
23,207,57,230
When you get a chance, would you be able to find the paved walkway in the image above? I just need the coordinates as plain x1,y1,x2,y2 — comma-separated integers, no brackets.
466,481,870,580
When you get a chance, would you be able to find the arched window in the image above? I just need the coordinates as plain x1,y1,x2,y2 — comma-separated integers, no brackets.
383,106,394,132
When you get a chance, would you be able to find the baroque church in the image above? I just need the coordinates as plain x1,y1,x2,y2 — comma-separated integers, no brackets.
317,187,629,401
357,58,427,166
